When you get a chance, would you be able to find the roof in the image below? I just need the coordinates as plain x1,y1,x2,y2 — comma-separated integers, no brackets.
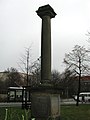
8,86,26,90
81,76,90,81
80,92,90,94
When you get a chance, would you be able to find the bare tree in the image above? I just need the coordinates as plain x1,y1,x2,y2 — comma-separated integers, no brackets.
5,67,22,86
64,45,90,106
86,31,90,42
60,69,76,98
51,70,61,85
18,47,32,86
30,57,41,85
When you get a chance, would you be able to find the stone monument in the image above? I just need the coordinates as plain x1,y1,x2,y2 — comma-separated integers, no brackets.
31,4,60,120
37,4,56,84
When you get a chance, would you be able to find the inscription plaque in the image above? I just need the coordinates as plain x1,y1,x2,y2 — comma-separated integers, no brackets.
31,95,50,118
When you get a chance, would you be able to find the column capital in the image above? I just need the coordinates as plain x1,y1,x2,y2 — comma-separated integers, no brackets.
36,4,56,19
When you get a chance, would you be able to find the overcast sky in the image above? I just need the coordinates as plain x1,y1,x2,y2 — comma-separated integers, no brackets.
0,0,90,72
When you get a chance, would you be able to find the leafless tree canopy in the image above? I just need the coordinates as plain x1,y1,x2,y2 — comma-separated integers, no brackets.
64,45,90,76
64,45,90,106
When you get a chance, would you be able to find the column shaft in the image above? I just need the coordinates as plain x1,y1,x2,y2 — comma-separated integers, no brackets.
41,16,51,82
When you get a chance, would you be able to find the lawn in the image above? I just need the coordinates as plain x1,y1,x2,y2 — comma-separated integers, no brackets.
0,107,31,120
61,104,90,120
0,104,90,120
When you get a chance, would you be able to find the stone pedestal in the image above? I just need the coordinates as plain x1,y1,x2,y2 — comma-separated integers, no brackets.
31,86,60,120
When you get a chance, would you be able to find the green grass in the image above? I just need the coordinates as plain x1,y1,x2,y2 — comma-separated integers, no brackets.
0,107,31,120
0,104,90,120
61,104,90,120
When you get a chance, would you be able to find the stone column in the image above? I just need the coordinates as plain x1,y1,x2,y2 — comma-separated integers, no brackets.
36,4,56,83
31,5,60,120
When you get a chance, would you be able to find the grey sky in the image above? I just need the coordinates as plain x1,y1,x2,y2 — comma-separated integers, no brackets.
0,0,90,72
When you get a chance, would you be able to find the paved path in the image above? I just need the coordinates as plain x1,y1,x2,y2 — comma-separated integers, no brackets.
61,98,90,105
0,99,90,107
0,102,22,107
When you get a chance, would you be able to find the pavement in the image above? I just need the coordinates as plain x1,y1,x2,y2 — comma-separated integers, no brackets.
0,98,90,107
61,98,76,105
0,102,22,107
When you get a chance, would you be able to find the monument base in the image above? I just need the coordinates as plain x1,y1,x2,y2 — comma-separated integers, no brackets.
31,85,60,120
